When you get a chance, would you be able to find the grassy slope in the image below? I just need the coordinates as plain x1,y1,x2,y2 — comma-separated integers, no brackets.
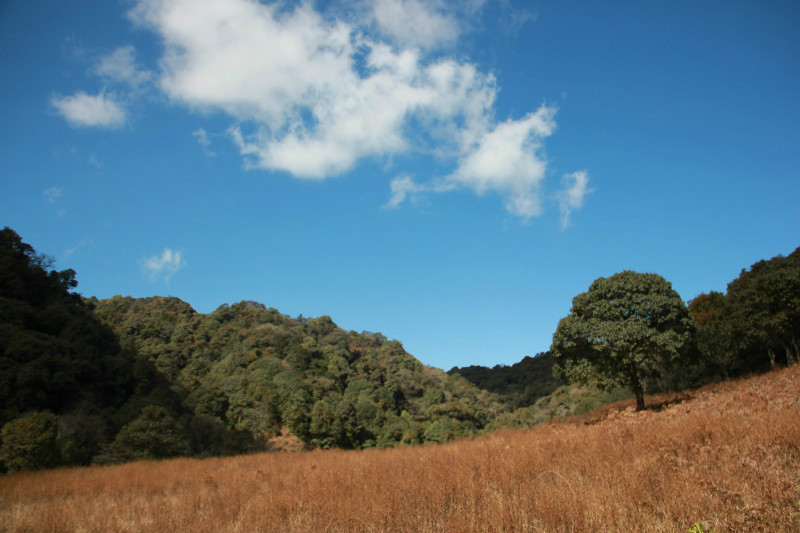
1,365,798,533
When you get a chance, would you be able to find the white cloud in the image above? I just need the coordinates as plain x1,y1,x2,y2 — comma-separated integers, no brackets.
385,174,429,209
143,248,185,282
50,91,125,128
51,46,152,129
90,0,588,220
445,105,557,219
128,0,499,177
94,45,152,88
51,91,126,128
370,0,460,51
557,170,591,229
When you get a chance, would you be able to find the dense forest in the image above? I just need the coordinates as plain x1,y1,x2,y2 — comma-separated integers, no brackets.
449,353,563,410
1,227,798,472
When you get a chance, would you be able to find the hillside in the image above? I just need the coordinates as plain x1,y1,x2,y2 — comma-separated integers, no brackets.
449,352,565,409
91,295,502,451
2,364,797,532
0,228,501,471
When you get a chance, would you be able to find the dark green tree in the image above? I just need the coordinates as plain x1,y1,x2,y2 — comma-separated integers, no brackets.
725,249,800,369
0,411,61,472
551,271,693,411
107,406,189,461
688,291,736,379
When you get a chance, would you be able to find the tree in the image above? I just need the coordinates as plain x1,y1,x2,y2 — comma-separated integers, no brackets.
725,250,800,369
0,411,61,472
688,291,735,379
108,406,189,461
551,271,693,411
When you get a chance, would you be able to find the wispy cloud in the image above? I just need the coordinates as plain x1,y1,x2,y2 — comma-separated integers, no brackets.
557,170,591,229
51,91,126,128
88,153,103,168
62,237,93,261
192,128,216,156
143,248,185,282
52,45,154,129
44,186,63,203
93,45,152,88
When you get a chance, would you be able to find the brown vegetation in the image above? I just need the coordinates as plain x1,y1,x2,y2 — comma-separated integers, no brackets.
2,365,799,533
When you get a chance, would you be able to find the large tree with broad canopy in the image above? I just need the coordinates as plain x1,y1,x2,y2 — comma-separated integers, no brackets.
550,271,693,411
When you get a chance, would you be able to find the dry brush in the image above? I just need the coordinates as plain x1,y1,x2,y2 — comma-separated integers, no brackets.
1,365,799,532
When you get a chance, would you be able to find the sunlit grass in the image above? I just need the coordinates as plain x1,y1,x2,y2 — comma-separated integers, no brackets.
1,365,798,532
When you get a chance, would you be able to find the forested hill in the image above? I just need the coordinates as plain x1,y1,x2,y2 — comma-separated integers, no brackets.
448,353,564,410
0,227,502,472
92,295,502,452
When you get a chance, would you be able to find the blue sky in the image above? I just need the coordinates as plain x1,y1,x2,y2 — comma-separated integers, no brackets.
2,0,798,370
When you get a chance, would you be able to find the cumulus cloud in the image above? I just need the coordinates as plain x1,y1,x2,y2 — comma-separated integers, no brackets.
51,91,126,128
143,248,185,282
445,105,557,218
54,0,587,221
127,0,501,176
557,170,591,229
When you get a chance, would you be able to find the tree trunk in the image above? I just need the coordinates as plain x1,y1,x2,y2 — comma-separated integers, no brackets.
788,340,799,365
768,348,776,369
630,364,645,411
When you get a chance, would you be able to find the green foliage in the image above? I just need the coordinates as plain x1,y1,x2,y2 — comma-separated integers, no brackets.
0,227,136,425
725,249,800,369
0,411,61,472
90,292,502,454
688,246,800,379
3,226,795,473
551,271,693,411
686,522,716,533
490,383,631,429
104,406,189,462
449,352,564,409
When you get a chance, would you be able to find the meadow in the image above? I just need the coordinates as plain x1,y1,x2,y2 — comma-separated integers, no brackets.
1,365,798,533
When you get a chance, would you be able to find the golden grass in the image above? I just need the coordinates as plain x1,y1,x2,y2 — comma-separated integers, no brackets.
2,366,799,533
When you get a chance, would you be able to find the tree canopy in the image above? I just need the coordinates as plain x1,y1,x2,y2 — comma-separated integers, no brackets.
550,271,693,410
689,247,800,377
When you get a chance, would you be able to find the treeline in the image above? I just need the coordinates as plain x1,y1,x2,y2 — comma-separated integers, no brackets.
449,246,800,418
0,228,500,472
448,353,564,410
689,248,800,377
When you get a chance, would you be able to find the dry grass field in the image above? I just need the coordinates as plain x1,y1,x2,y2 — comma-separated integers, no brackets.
1,365,798,533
